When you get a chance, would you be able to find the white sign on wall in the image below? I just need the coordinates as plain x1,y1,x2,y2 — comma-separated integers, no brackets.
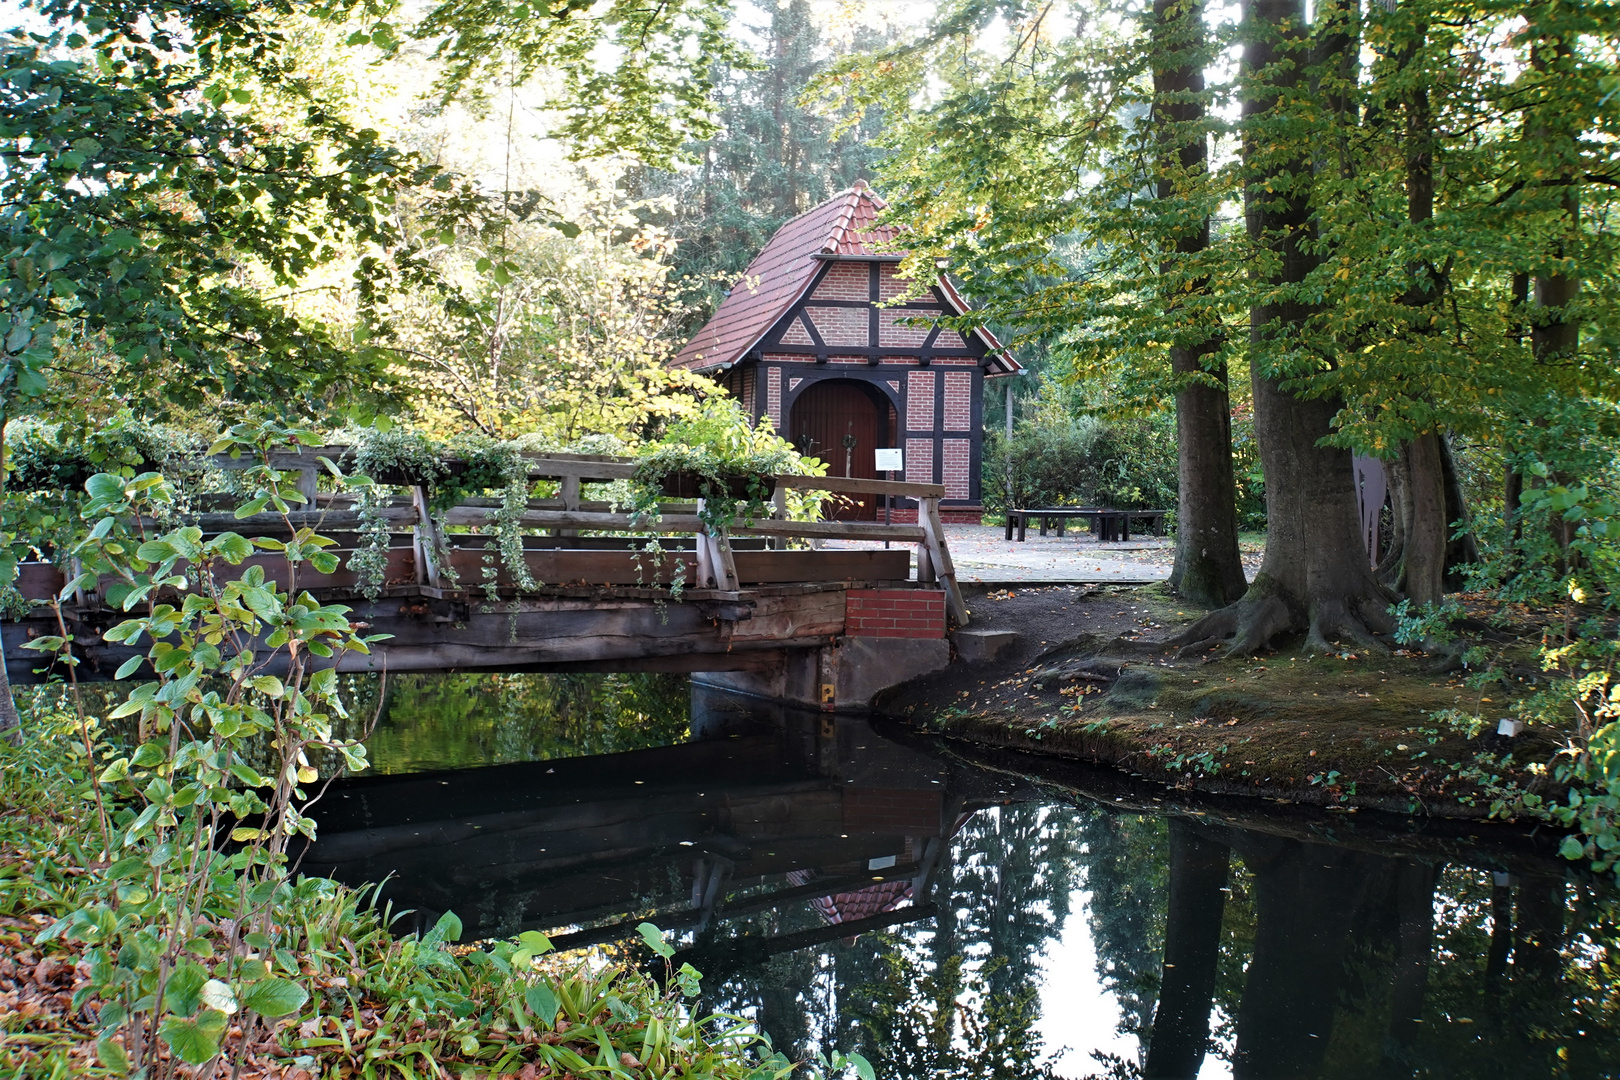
874,448,904,472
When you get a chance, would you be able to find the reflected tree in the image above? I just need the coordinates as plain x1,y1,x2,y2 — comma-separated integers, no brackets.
1077,812,1170,1050
1144,821,1230,1079
705,803,1084,1077
331,671,690,773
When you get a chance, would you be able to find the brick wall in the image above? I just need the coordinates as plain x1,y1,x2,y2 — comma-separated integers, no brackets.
943,371,972,431
780,315,813,345
813,262,868,301
766,367,782,426
879,311,930,348
888,506,983,524
942,438,971,499
906,437,933,484
906,370,935,430
845,588,945,638
806,306,869,346
878,263,911,301
843,787,943,834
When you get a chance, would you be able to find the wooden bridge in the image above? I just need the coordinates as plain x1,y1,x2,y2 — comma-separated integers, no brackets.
5,451,966,706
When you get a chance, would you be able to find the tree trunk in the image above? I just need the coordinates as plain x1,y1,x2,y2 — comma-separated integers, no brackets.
1174,0,1393,656
1529,35,1580,568
1374,16,1477,606
1398,431,1447,606
1144,821,1229,1079
1437,432,1479,581
1153,0,1247,610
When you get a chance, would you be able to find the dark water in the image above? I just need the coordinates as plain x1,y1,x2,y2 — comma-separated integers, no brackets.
299,676,1619,1079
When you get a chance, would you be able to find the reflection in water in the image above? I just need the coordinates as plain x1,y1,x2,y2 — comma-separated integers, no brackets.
348,671,691,773
304,679,1620,1079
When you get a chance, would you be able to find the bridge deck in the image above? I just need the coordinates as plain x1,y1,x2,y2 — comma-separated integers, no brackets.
3,452,965,685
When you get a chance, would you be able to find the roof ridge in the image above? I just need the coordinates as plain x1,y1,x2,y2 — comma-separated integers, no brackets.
824,184,888,253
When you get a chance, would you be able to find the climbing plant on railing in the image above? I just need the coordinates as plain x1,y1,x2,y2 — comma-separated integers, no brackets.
628,399,826,533
346,429,547,600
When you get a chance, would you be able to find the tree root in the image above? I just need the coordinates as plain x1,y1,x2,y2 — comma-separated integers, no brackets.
1171,576,1396,658
1304,597,1391,656
1172,595,1292,658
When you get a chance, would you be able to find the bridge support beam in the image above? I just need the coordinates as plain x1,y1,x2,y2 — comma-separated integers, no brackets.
692,634,948,712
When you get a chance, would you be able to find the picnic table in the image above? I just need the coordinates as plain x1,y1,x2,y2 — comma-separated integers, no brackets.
1005,507,1170,543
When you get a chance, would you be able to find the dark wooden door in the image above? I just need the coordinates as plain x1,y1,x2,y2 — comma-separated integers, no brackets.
789,380,885,521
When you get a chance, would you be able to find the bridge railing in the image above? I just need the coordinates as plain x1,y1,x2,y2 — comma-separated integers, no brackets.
44,450,969,625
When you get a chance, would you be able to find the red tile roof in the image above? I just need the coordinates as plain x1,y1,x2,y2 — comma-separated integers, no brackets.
671,182,1020,376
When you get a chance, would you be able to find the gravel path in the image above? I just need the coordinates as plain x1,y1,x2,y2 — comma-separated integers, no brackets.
827,523,1264,585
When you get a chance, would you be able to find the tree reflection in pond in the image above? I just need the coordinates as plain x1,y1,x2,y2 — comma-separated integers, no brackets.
699,806,1620,1080
334,671,690,773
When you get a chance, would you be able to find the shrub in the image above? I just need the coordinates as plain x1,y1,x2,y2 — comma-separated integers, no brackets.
982,412,1177,514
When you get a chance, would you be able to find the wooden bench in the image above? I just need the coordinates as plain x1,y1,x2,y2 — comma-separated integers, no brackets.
1006,507,1171,542
1005,507,1101,541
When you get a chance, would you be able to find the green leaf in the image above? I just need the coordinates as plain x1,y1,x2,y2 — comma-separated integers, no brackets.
430,909,462,944
199,979,238,1015
96,1035,130,1073
107,856,145,879
239,977,308,1018
211,533,254,563
163,961,208,1015
131,742,165,767
251,675,285,698
1559,835,1587,860
518,929,554,956
159,1014,220,1065
114,655,145,680
135,540,176,563
524,983,559,1026
848,1051,876,1080
636,922,674,959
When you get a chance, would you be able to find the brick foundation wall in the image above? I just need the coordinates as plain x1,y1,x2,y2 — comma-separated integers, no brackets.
886,507,983,525
845,588,945,638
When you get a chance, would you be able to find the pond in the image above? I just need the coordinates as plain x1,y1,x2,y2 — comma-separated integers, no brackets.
299,674,1620,1079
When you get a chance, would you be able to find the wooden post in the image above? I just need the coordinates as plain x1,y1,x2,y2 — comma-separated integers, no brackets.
771,485,789,551
713,528,740,591
920,496,969,626
411,485,445,588
916,541,935,583
295,467,319,507
558,474,581,539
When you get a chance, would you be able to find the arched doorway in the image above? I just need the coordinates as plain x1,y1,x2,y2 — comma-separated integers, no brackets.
789,379,893,521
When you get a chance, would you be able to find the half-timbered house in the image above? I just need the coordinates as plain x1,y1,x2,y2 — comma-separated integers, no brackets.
671,181,1022,522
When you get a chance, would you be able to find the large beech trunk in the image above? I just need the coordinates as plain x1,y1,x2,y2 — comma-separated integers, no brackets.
1175,0,1393,655
1153,0,1247,609
1383,432,1448,605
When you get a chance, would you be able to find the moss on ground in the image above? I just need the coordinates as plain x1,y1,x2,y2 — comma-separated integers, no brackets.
885,585,1558,818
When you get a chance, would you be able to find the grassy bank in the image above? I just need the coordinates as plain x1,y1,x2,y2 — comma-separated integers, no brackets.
881,584,1565,819
0,714,812,1080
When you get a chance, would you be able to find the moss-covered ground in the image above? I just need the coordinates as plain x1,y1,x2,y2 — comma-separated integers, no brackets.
879,583,1557,818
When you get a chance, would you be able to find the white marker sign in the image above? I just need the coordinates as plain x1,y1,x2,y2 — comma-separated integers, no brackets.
874,448,904,472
